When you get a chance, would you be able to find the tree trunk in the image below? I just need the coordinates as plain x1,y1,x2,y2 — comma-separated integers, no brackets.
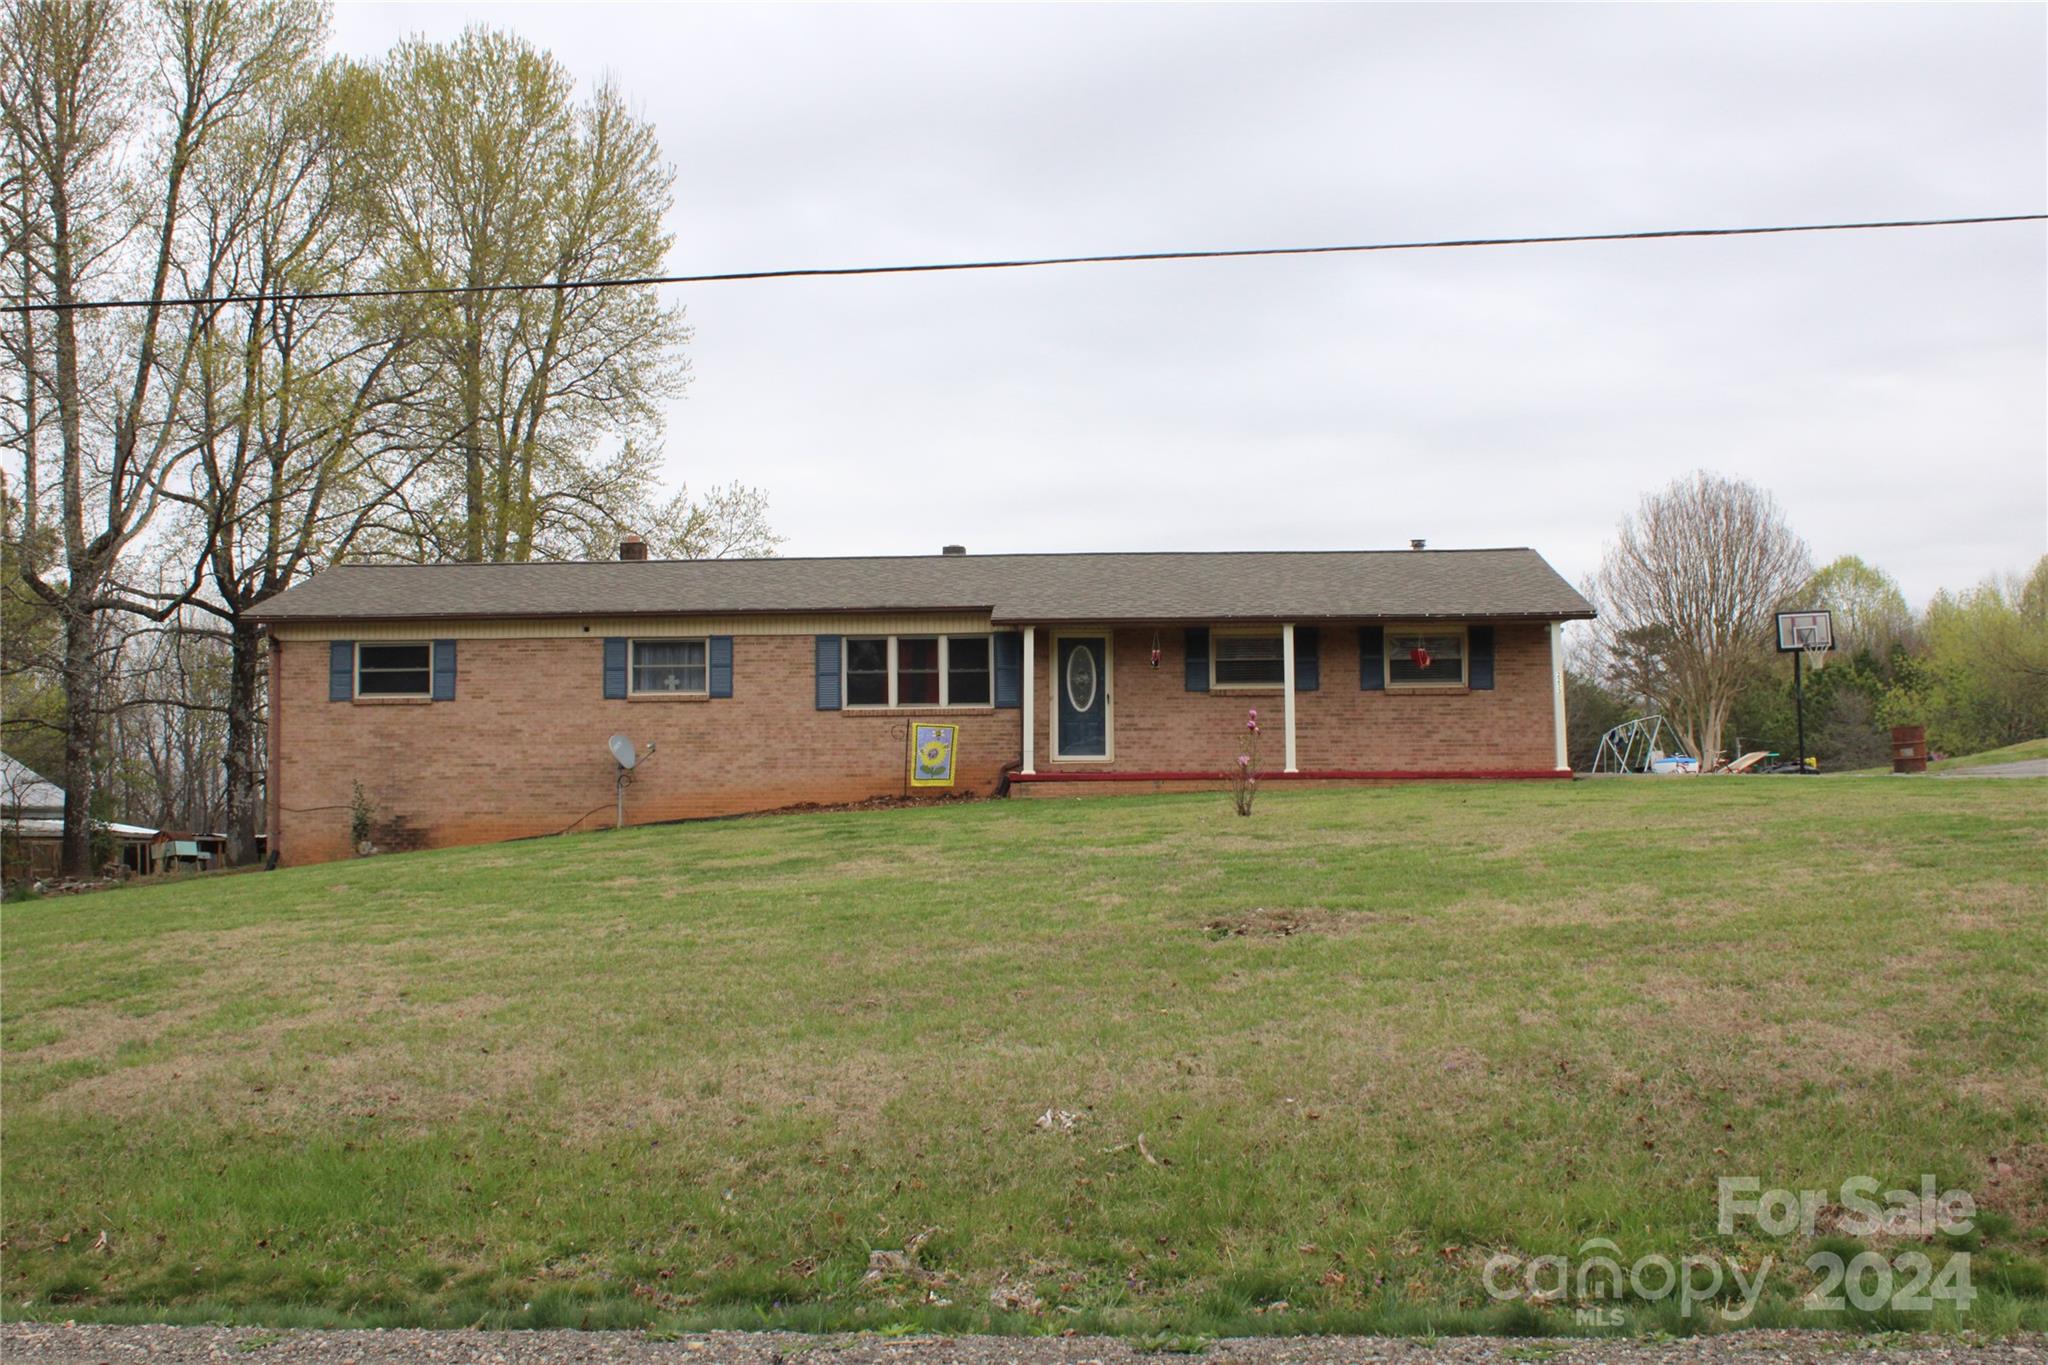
461,306,485,561
222,620,262,865
58,604,97,877
50,166,95,877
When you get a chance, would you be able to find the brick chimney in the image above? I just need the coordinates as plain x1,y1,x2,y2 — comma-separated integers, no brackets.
619,533,648,561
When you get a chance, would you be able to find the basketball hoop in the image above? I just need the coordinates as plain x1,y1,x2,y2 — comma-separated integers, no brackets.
1796,626,1828,673
1775,610,1834,776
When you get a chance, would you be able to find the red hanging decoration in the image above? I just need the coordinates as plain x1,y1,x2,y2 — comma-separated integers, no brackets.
1409,646,1432,670
1150,631,1162,669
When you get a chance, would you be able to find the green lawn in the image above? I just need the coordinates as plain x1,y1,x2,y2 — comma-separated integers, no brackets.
3,780,2045,1338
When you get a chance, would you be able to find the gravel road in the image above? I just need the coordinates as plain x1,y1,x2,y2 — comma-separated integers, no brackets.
3,1325,2043,1365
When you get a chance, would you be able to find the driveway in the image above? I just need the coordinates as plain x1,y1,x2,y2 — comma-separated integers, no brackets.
1937,759,2048,778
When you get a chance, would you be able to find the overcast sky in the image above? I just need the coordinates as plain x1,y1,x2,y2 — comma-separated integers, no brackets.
331,3,2045,606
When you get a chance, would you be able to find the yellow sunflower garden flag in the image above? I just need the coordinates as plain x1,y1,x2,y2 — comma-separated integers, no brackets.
909,723,958,788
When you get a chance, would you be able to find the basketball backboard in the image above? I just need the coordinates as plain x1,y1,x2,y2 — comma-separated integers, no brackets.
1775,609,1833,653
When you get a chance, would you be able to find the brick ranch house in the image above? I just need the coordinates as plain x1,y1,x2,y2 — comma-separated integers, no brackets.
252,544,1594,865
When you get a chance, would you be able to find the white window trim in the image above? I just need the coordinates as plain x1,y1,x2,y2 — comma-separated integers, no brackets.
1050,629,1115,762
942,633,994,708
354,641,433,699
842,633,994,710
1383,622,1469,689
627,637,711,697
1208,625,1288,691
843,635,893,709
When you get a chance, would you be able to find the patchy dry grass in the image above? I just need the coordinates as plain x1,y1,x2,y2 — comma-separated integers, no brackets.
2,778,2045,1337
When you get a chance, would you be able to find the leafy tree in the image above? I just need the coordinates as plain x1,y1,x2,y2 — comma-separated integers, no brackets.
1892,557,2048,754
371,25,688,564
1804,554,1914,669
1563,668,1631,772
1723,657,1794,761
1816,685,1891,770
0,476,65,778
1590,472,1812,767
1708,554,1913,769
1725,650,1890,770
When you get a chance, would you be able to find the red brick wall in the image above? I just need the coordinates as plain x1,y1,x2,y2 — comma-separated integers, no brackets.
271,634,1021,865
1026,625,1558,775
272,622,1561,865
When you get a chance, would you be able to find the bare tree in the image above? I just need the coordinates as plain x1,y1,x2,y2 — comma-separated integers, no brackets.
160,45,425,863
1591,472,1811,767
100,605,229,832
561,459,782,563
6,12,770,877
643,480,781,561
1,0,319,874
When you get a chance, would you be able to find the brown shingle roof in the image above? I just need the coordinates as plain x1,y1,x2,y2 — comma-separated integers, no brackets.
248,548,1594,625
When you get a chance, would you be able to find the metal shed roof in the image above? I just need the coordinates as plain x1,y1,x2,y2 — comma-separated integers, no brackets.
1,754,67,815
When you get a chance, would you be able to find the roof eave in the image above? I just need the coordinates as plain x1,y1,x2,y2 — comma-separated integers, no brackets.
251,603,1005,626
258,606,1597,626
992,611,1596,624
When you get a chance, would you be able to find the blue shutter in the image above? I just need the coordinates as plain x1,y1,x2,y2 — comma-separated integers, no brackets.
603,638,628,699
1295,627,1320,692
329,641,354,701
1467,625,1495,691
1359,626,1385,691
432,639,457,700
1184,627,1209,692
993,632,1022,708
709,635,733,698
815,635,842,710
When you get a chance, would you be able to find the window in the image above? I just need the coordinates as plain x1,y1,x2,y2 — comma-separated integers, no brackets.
846,637,890,706
356,642,431,697
947,635,991,705
1386,627,1467,687
843,634,993,708
1212,631,1285,688
630,639,708,695
897,637,940,705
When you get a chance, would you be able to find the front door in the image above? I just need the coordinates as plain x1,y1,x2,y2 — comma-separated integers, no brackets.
1055,634,1111,759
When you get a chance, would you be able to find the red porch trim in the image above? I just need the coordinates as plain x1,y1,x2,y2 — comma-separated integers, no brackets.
1010,768,1572,783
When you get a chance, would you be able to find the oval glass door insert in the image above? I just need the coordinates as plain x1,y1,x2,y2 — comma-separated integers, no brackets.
1065,644,1098,712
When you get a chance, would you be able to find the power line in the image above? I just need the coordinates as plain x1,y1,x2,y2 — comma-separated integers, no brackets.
12,212,2043,316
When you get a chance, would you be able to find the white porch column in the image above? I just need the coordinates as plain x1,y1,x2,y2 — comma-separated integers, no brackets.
1281,622,1299,773
1021,625,1037,775
1550,621,1568,772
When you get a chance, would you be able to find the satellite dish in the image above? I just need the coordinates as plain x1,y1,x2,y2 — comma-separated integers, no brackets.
608,734,638,770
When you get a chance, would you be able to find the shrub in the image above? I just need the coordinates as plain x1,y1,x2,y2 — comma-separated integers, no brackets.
1228,709,1262,817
